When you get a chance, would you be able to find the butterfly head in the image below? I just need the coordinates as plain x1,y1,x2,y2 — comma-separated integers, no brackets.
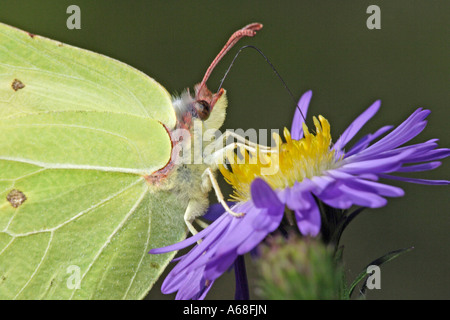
172,85,226,132
173,23,262,129
193,84,224,121
192,23,262,120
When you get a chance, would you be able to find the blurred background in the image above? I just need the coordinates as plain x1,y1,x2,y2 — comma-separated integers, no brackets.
1,0,448,299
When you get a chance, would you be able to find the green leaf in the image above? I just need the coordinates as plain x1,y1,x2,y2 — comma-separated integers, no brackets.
347,247,414,299
0,22,187,299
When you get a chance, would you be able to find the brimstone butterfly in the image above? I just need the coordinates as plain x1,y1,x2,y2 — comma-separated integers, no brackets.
0,22,262,299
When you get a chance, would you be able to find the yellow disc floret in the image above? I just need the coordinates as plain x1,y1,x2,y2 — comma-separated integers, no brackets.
219,116,338,202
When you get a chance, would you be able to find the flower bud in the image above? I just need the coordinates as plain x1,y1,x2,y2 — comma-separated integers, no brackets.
256,234,344,300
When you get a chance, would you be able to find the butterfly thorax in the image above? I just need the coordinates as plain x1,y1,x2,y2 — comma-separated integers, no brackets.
172,91,198,130
145,88,227,193
145,90,209,189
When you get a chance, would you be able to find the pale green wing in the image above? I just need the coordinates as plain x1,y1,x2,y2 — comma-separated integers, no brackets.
0,23,176,127
0,23,186,299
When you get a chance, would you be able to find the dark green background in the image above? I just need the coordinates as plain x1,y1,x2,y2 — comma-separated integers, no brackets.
1,0,448,300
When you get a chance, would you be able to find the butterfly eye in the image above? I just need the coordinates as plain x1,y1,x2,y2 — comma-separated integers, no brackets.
195,100,211,120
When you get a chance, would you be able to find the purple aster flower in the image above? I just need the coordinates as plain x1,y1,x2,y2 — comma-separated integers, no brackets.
151,90,449,299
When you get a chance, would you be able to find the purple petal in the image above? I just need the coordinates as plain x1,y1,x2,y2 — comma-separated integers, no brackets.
174,270,205,300
203,202,231,221
368,140,439,160
149,234,201,254
237,229,273,255
251,206,282,231
358,173,379,181
214,204,283,257
310,175,336,193
294,192,321,236
196,280,215,300
161,269,190,294
397,161,442,172
206,208,263,259
405,148,450,163
337,183,387,208
326,169,355,180
251,178,282,209
345,125,393,157
319,188,353,209
149,212,228,254
355,108,430,158
171,214,234,273
333,100,381,152
284,180,316,210
340,149,415,174
276,187,290,203
205,251,239,280
291,90,312,140
343,178,405,197
379,174,450,185
314,178,388,209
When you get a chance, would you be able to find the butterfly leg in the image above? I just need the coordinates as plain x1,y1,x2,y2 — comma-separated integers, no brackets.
183,198,208,236
205,130,279,167
202,167,244,218
221,131,276,151
206,141,267,169
195,219,210,229
208,131,275,155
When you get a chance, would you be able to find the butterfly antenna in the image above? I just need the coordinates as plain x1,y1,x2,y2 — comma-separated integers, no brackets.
195,23,263,107
216,45,307,122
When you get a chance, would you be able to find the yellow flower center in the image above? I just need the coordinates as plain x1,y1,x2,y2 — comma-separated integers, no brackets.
219,116,338,202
